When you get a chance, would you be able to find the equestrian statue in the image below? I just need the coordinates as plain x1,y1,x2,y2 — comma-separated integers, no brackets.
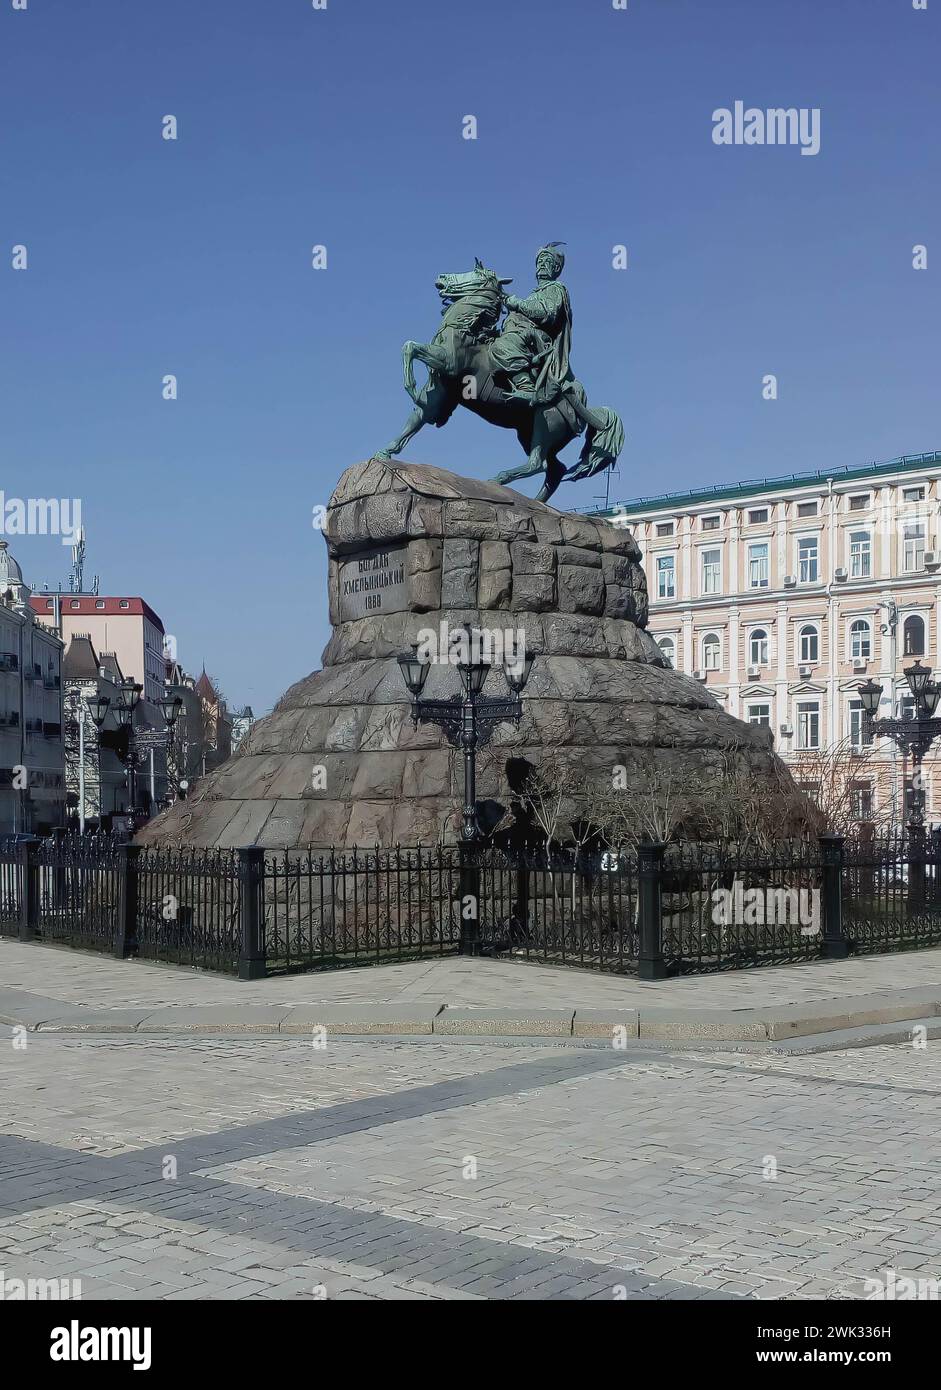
375,244,624,504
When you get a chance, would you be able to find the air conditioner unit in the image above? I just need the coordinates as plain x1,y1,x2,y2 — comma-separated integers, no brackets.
779,722,793,737
925,551,940,570
799,665,813,679
783,575,797,588
692,669,705,681
853,656,867,671
834,567,848,581
747,664,761,678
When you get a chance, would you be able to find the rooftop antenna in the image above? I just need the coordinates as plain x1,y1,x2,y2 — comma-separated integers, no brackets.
70,527,86,593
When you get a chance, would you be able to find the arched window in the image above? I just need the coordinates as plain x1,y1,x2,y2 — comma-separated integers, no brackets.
904,614,925,657
850,619,871,660
799,624,819,664
702,633,721,671
657,636,675,668
749,629,769,666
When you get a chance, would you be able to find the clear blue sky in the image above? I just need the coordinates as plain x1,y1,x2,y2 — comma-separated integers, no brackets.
2,0,938,715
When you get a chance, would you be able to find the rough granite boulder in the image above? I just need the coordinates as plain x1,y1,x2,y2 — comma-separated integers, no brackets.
138,459,790,850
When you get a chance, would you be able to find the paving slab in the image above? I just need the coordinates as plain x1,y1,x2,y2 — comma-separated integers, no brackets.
135,1006,291,1033
638,1008,768,1041
572,1008,640,1039
433,1007,575,1036
280,1003,443,1035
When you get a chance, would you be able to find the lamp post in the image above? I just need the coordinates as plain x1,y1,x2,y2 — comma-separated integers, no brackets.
860,660,941,910
859,661,941,830
113,680,143,812
76,692,111,833
396,626,534,841
158,692,184,802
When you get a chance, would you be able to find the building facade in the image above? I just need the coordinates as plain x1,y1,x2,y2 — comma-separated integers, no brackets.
600,451,941,826
61,635,130,830
0,542,65,834
31,594,167,704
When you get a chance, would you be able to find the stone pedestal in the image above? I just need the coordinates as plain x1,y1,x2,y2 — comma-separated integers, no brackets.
138,459,789,849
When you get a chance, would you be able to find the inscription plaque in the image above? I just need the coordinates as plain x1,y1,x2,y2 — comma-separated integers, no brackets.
338,546,408,621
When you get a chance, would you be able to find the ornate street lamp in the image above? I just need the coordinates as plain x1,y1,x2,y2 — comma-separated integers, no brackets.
397,626,535,842
87,694,111,729
113,681,144,810
159,694,183,729
861,660,941,831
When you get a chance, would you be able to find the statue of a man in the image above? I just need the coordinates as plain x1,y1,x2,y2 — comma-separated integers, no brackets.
491,242,574,406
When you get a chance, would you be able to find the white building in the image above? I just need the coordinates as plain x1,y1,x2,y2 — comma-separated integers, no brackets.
599,450,941,825
0,541,65,834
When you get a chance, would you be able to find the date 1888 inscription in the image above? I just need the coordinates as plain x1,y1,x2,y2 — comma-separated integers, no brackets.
338,546,407,622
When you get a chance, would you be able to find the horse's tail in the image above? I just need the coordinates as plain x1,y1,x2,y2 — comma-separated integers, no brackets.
567,407,624,482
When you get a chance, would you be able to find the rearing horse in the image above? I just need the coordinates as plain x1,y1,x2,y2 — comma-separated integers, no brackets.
375,260,623,504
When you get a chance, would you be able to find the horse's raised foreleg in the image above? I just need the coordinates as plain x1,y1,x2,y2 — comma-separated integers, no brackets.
491,446,546,487
403,340,452,402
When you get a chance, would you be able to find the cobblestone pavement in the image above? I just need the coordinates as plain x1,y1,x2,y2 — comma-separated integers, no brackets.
2,1027,940,1301
3,936,941,1010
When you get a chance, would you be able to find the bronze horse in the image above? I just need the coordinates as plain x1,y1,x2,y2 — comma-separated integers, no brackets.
375,260,623,504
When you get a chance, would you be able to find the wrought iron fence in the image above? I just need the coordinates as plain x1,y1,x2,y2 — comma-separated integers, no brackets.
2,830,941,978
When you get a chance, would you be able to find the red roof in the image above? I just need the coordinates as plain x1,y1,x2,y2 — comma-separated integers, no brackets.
30,595,164,632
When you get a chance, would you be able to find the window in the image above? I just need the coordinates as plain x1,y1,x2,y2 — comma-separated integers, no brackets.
850,783,874,821
903,614,925,657
747,702,771,727
96,600,105,610
849,530,871,579
655,522,674,537
748,508,768,524
799,625,819,664
849,494,869,511
701,549,721,595
903,523,925,572
849,619,871,660
796,701,820,749
119,599,129,609
701,515,720,531
903,486,925,503
797,501,817,518
899,694,916,721
45,599,53,610
749,629,769,666
798,537,818,583
657,636,675,668
748,542,769,589
656,555,675,599
848,700,873,749
702,633,721,671
70,600,79,610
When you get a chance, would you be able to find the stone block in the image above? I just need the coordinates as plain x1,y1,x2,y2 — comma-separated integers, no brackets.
560,514,603,549
511,541,556,575
441,537,480,606
433,1007,575,1036
280,1004,443,1035
558,545,601,568
479,567,512,608
406,538,442,612
558,563,605,616
510,571,556,612
572,1009,640,1039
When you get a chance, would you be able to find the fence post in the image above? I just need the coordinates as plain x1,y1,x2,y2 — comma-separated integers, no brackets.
238,846,267,979
819,832,850,959
637,841,667,979
114,843,140,959
457,839,481,956
18,837,40,942
907,825,926,913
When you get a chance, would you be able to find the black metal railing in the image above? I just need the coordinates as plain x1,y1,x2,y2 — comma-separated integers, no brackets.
3,831,941,978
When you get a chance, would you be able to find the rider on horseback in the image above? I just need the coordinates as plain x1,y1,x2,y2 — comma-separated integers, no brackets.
491,243,603,437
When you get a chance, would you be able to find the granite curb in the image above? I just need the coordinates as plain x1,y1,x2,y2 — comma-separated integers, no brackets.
1,984,939,1045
